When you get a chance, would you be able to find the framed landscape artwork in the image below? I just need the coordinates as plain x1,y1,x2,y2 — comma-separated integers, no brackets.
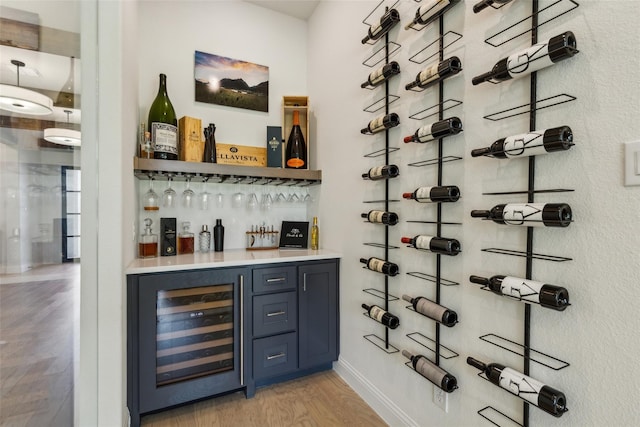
194,50,269,112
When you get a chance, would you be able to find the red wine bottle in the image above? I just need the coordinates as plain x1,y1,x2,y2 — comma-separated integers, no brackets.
402,294,458,327
362,303,400,329
404,0,460,30
362,210,399,226
471,126,573,159
401,235,461,256
285,110,307,169
469,274,570,311
405,57,462,90
361,113,400,134
472,31,577,86
467,357,568,417
473,0,514,13
403,185,460,203
361,8,400,44
148,73,178,160
471,203,572,227
360,257,399,276
362,164,400,180
402,350,457,392
361,62,401,88
403,117,462,143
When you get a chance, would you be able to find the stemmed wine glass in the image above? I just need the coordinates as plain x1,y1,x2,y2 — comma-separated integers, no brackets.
182,175,195,208
163,174,176,208
143,176,159,211
198,178,211,210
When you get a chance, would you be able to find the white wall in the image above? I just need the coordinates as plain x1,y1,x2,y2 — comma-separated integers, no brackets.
310,1,640,426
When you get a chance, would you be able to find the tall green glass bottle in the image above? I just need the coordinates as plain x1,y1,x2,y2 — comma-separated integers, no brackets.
148,73,178,160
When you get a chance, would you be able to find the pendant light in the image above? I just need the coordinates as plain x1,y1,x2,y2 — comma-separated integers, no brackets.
44,109,81,146
0,60,54,116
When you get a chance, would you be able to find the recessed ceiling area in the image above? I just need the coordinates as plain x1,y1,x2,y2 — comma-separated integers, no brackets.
244,0,320,20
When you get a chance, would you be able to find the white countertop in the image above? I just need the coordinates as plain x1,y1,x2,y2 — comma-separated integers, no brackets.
126,248,342,275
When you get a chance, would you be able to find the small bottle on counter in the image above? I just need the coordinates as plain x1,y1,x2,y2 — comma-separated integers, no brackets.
177,222,194,254
311,217,319,250
199,225,211,252
214,219,224,252
138,218,158,258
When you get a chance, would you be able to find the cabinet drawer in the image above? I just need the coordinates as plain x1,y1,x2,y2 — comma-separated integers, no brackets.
252,266,296,293
253,292,297,337
253,332,297,380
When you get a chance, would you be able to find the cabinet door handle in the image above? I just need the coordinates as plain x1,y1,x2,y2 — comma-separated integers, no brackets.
240,274,244,385
303,272,307,292
266,352,286,361
266,277,286,284
266,310,286,317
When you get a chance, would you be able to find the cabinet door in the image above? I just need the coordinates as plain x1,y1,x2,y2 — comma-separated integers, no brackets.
298,261,339,369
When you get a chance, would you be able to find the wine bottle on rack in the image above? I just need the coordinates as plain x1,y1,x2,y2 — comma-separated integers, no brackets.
361,8,400,44
361,62,401,88
360,257,399,276
472,0,514,13
402,350,457,393
404,0,460,30
402,294,458,326
471,126,573,159
362,210,399,226
148,73,178,160
362,165,400,180
401,235,461,256
361,113,400,134
471,203,572,227
467,357,568,417
403,117,462,143
403,185,460,203
405,57,462,91
472,31,577,86
285,110,307,169
469,274,570,311
362,303,400,329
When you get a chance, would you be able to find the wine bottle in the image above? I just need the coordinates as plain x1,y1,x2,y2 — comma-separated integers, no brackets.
362,164,400,180
285,110,307,169
467,357,567,417
471,126,573,159
405,57,462,91
362,303,400,329
469,274,570,310
404,0,460,30
360,257,399,276
361,8,401,44
472,0,514,13
403,185,460,203
361,113,400,134
362,210,399,226
403,117,462,143
402,350,457,392
472,31,577,86
310,216,319,250
203,123,217,163
471,203,572,227
401,235,461,256
402,294,458,326
361,61,401,88
148,73,178,160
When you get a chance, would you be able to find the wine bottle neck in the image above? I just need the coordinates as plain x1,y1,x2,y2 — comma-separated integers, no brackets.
292,110,300,126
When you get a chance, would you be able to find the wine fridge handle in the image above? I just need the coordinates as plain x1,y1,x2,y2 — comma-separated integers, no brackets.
240,274,244,385
303,273,307,292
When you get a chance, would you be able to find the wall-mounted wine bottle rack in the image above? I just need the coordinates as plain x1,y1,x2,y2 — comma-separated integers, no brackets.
469,1,578,426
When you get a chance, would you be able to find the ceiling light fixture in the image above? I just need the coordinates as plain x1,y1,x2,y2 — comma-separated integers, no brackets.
44,109,81,146
0,60,54,116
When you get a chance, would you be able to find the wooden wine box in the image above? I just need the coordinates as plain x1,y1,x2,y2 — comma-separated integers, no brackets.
216,143,267,167
178,116,204,162
282,96,310,169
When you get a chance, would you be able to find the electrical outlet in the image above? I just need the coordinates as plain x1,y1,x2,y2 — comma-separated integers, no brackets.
433,386,448,412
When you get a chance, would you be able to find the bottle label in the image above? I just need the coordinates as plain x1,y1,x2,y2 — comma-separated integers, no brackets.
369,305,386,322
368,258,385,273
418,62,440,85
152,122,178,155
419,0,449,22
499,368,545,405
369,166,385,178
370,67,386,85
503,131,548,158
286,158,305,168
414,235,434,250
369,116,385,133
416,124,435,142
414,186,434,202
507,39,555,78
415,298,447,321
368,211,385,223
415,357,446,383
501,277,544,304
502,203,546,226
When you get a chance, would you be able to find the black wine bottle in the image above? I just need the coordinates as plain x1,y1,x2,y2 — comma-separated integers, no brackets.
285,110,307,169
361,113,400,134
148,73,178,160
471,203,572,227
471,126,573,159
203,123,217,163
361,62,401,88
472,31,577,86
469,274,570,310
361,8,400,44
360,257,399,276
362,164,400,180
403,117,462,143
362,210,399,226
404,0,460,30
473,0,514,13
401,235,461,256
402,350,457,393
467,357,567,417
403,185,460,203
405,57,462,90
362,303,400,329
402,294,458,326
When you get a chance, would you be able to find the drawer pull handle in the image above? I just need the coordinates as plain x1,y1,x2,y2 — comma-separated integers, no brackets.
266,277,286,284
266,310,286,317
267,352,286,361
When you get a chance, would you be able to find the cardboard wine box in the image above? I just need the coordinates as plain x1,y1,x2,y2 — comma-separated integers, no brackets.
160,218,176,256
179,116,204,162
267,126,283,168
216,143,267,167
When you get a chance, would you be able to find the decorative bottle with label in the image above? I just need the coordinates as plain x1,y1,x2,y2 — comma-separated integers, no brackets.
138,218,158,258
148,73,178,160
285,110,307,169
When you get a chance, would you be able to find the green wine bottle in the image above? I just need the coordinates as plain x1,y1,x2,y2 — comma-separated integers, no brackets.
148,73,178,160
285,110,307,169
